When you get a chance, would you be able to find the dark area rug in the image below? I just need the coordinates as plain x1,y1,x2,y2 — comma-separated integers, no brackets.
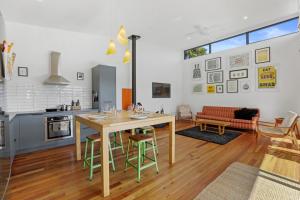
176,127,241,145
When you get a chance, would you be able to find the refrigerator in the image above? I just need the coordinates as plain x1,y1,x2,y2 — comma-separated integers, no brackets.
92,65,116,111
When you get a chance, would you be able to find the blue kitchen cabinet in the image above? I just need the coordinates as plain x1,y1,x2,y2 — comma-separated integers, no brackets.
9,116,19,159
18,114,44,152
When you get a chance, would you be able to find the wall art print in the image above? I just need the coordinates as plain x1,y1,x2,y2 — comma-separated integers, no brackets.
207,85,216,94
205,57,221,71
229,69,248,79
257,65,277,89
192,63,201,80
192,83,204,94
227,80,238,93
255,47,270,64
207,70,223,84
229,53,250,68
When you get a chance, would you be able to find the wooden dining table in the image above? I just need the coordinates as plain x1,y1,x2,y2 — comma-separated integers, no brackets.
75,111,176,197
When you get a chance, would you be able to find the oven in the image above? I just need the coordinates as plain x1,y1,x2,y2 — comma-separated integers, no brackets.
45,115,73,141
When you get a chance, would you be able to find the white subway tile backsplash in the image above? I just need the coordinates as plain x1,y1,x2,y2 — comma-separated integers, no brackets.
1,80,92,112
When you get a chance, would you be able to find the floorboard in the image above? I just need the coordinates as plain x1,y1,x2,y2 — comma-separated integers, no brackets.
7,120,270,200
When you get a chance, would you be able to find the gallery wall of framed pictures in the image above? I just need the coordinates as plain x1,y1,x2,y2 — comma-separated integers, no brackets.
190,45,276,95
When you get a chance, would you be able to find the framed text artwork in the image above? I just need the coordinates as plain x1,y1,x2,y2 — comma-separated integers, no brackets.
207,85,216,94
229,69,248,79
227,80,238,93
192,63,201,80
216,85,223,93
207,71,223,84
255,47,270,64
229,53,250,68
257,65,277,89
205,57,221,71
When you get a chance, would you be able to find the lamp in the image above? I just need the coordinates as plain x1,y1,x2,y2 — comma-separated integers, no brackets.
123,49,131,64
117,25,128,45
106,40,116,55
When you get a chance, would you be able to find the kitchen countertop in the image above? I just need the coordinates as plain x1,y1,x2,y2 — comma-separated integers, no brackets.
4,108,99,121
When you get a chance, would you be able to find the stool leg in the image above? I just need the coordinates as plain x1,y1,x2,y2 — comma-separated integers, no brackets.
108,142,115,172
151,139,159,173
83,138,88,169
119,131,125,154
152,129,159,154
137,142,141,183
113,132,117,148
89,141,94,180
125,139,131,171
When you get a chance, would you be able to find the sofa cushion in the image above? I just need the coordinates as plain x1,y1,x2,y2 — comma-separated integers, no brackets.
234,108,258,120
197,114,231,122
202,106,238,118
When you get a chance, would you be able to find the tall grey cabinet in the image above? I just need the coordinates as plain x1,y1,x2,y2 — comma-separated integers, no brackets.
92,65,116,111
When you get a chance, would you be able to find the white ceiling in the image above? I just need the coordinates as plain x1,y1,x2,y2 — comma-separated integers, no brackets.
0,0,298,50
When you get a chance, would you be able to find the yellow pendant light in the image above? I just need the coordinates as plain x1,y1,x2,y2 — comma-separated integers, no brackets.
117,25,128,45
123,49,131,64
106,40,116,55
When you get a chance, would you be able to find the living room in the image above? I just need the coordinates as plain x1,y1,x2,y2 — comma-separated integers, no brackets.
0,0,299,199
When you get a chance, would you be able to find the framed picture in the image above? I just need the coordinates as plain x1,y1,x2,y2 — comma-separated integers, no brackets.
205,57,221,71
229,52,250,68
257,65,277,89
18,67,28,77
192,63,201,80
255,47,270,64
192,83,203,94
216,85,223,93
77,72,84,80
207,85,216,94
227,80,238,93
207,70,223,84
229,69,248,79
240,80,251,93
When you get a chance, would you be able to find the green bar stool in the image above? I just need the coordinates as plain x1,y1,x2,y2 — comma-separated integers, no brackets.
83,134,115,180
140,126,159,155
124,134,159,183
110,131,125,154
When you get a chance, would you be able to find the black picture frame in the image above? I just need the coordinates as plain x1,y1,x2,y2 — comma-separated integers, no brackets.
18,67,28,77
226,80,238,93
255,47,270,64
205,57,221,71
216,85,223,93
229,69,248,79
77,72,84,80
207,70,223,84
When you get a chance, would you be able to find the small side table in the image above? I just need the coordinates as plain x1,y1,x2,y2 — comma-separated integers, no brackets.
275,117,284,127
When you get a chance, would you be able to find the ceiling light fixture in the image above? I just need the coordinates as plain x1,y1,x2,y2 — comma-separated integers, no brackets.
36,0,44,2
106,40,117,55
243,16,248,20
123,49,131,64
186,36,192,40
117,25,128,45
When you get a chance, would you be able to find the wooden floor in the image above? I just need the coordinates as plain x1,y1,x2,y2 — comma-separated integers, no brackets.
7,120,271,200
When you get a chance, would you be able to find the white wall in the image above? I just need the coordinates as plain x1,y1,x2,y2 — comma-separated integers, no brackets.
2,22,183,113
183,33,300,121
136,41,183,114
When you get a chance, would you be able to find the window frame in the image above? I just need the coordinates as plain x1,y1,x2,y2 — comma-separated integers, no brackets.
184,17,299,60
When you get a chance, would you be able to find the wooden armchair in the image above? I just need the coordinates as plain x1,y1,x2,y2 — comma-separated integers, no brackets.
177,105,192,120
256,111,299,149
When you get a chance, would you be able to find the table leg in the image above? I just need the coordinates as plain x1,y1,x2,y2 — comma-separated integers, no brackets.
131,128,135,135
218,125,221,135
101,128,110,197
169,117,175,165
75,120,81,161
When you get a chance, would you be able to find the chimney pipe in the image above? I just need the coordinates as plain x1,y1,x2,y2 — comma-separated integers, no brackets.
128,35,141,105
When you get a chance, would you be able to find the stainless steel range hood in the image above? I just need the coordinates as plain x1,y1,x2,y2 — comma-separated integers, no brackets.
44,51,70,85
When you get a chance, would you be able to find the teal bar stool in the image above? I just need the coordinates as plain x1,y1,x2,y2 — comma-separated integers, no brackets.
140,126,159,156
125,134,159,183
83,134,115,180
110,131,125,154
